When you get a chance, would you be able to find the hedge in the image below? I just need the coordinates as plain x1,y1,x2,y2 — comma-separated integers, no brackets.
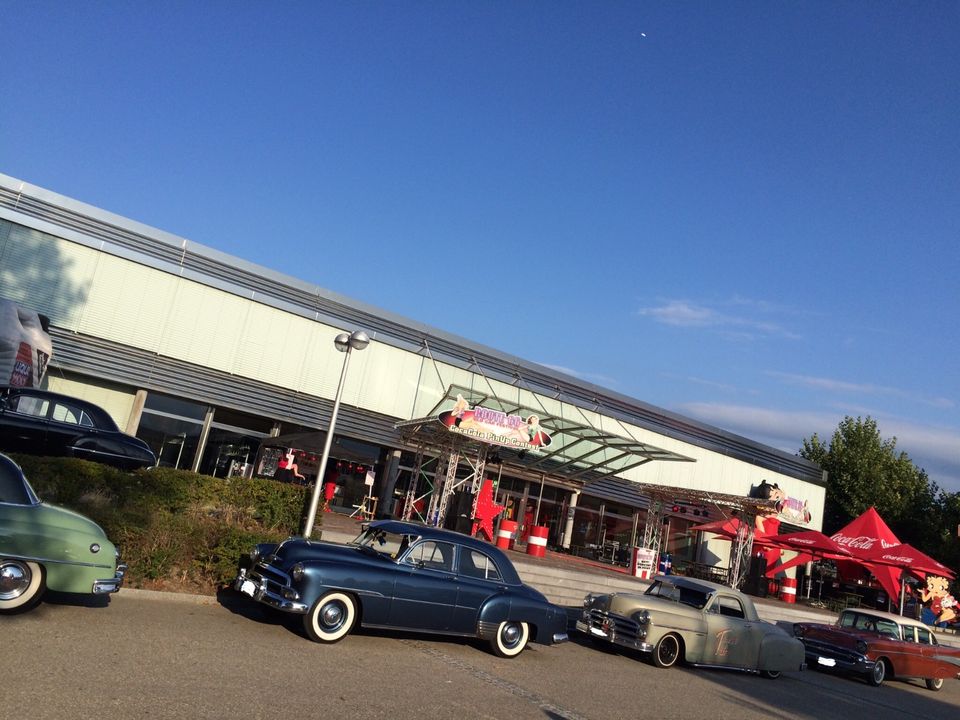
10,454,317,596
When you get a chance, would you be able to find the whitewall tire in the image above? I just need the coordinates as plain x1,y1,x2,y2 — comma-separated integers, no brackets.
303,591,357,643
490,620,529,658
0,559,44,613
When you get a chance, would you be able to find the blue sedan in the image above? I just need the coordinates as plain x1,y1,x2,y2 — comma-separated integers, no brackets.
234,520,568,657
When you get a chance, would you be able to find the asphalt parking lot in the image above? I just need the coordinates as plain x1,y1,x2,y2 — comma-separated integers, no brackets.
7,589,960,720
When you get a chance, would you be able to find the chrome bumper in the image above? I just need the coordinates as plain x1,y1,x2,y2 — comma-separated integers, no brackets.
576,618,653,653
92,563,127,594
234,567,309,614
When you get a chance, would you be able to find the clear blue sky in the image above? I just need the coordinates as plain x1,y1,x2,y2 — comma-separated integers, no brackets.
3,2,958,490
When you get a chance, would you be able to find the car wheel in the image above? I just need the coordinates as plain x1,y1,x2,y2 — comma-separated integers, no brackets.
925,677,944,691
652,634,681,668
490,620,529,658
303,592,357,643
867,658,886,687
0,559,44,613
760,670,782,680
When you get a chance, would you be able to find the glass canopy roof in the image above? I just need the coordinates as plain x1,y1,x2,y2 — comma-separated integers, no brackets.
396,384,696,485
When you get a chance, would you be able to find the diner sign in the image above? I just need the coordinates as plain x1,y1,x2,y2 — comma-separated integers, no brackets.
438,395,551,450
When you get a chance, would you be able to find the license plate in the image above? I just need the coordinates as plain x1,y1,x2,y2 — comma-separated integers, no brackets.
239,579,257,597
817,657,836,667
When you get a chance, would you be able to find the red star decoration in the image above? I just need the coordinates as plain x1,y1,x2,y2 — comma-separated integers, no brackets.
472,478,505,541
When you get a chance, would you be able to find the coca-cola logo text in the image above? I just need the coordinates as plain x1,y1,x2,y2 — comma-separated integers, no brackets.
831,534,899,551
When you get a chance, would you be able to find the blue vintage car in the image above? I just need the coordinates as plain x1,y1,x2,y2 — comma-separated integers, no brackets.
234,520,569,657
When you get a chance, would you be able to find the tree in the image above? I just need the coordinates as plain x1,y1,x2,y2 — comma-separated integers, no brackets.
800,416,939,547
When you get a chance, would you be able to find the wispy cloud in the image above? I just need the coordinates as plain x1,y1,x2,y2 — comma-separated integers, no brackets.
538,362,619,389
660,372,749,395
637,298,801,340
768,371,955,409
675,401,960,493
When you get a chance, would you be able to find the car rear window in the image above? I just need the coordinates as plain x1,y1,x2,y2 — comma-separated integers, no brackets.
459,548,503,581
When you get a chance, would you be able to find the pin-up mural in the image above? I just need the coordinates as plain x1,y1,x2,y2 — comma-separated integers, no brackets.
0,299,52,387
920,575,958,628
438,394,552,451
751,480,812,526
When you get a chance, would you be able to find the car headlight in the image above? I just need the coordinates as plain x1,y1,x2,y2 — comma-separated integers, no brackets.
250,547,261,564
290,563,305,581
856,640,867,654
89,543,101,554
583,594,594,607
637,610,650,625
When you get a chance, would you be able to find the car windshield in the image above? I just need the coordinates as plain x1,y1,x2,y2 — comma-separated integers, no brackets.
0,455,40,505
351,525,418,560
645,579,710,609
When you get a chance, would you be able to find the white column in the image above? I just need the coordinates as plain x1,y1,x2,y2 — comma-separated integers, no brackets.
562,489,580,549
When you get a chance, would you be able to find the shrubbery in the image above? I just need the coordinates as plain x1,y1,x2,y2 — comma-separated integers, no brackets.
11,454,315,595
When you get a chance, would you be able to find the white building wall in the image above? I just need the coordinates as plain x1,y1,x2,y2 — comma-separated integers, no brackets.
0,214,824,528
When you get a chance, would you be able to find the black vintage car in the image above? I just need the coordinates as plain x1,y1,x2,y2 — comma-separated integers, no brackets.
234,520,569,657
0,385,156,470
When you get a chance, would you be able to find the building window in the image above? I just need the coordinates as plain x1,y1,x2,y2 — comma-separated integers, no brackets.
137,393,207,470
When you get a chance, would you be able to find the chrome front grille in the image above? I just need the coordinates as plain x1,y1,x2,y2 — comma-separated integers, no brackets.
251,562,291,593
585,609,641,637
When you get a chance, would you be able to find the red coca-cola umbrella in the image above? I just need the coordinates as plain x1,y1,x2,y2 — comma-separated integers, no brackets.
689,517,746,539
857,542,955,579
764,531,853,601
855,542,955,613
765,530,854,558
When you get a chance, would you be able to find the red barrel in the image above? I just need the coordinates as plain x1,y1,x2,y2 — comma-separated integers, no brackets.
779,577,797,604
526,525,549,558
496,519,518,550
767,578,781,597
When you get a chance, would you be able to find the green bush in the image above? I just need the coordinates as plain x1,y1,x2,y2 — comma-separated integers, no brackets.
10,454,316,595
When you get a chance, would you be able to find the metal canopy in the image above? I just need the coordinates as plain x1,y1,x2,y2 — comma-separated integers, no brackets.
396,385,696,487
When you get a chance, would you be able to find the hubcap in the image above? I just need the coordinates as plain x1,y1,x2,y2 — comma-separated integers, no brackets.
321,602,344,630
660,639,678,663
0,561,30,601
502,623,521,647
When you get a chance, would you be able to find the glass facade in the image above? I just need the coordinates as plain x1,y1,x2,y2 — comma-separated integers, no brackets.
138,393,275,474
197,406,274,478
138,403,204,470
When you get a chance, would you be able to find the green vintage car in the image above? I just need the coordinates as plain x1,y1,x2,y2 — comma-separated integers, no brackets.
0,452,126,612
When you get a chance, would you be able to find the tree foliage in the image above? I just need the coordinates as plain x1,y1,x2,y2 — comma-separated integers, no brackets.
800,416,944,553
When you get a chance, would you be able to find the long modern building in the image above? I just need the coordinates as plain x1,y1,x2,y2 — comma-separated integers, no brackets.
0,172,825,583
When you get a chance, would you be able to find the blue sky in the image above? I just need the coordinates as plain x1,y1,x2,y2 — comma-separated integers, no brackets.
3,2,958,491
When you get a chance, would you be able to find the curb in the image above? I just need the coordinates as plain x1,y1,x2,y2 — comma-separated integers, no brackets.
117,586,219,605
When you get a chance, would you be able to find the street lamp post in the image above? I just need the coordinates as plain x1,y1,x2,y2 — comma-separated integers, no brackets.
302,329,370,538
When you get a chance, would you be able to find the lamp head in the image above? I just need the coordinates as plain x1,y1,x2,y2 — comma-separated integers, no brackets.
348,330,370,351
334,330,370,353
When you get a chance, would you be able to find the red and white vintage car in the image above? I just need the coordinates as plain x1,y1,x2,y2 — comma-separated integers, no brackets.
791,607,960,690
